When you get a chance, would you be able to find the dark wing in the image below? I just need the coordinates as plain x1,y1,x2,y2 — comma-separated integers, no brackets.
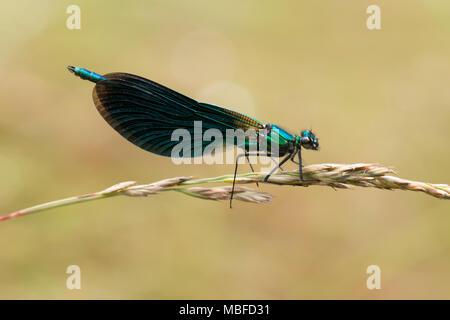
93,72,264,157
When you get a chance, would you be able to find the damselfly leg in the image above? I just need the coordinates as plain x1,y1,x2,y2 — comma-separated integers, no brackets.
296,147,319,183
262,152,293,183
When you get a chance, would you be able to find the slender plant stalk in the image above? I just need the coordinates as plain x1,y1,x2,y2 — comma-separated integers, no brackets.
1,163,448,223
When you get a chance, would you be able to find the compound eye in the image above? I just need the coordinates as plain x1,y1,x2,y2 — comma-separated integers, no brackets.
301,136,310,144
301,136,313,149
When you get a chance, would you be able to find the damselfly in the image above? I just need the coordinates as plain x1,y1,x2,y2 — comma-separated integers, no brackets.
67,66,319,207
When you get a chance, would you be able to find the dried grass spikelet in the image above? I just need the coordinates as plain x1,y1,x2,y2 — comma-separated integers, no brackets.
1,163,448,222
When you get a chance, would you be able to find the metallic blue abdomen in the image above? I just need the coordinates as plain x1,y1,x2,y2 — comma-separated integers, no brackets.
67,66,106,83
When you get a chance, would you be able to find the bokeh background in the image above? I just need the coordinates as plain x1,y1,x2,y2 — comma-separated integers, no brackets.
0,0,449,299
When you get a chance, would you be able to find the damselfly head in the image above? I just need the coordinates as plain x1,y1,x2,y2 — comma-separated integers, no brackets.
298,130,319,150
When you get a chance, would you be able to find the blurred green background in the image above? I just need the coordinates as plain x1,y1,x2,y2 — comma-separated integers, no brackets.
0,0,449,299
